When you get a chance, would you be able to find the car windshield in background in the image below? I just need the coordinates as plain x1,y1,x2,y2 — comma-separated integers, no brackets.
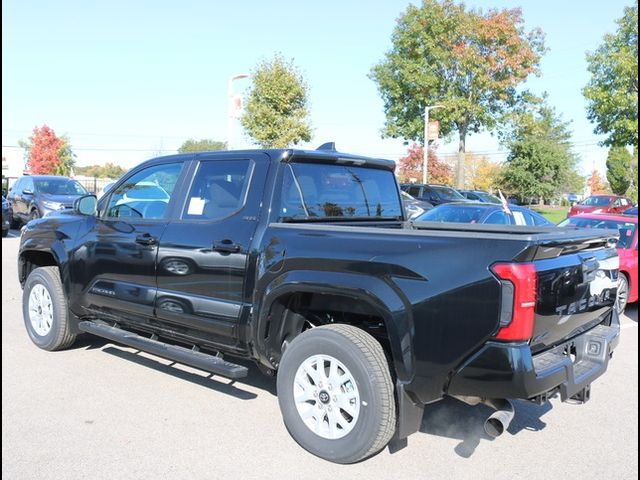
581,196,612,206
433,186,465,200
35,179,87,195
476,192,501,203
417,204,489,223
280,163,402,221
558,217,637,249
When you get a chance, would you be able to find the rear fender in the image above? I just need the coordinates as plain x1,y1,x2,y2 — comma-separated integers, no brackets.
254,270,415,382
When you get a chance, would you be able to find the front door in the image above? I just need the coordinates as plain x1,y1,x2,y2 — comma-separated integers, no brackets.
155,153,270,348
71,160,186,321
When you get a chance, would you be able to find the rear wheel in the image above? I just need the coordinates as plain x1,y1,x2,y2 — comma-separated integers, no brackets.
22,266,77,351
615,273,629,315
29,209,40,222
277,324,396,464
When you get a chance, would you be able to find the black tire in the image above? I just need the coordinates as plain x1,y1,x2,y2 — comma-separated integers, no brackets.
10,214,20,229
616,273,630,315
22,266,77,351
277,324,396,464
2,227,7,237
29,209,40,222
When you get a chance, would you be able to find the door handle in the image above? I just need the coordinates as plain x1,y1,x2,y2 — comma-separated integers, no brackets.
135,233,158,246
213,240,241,254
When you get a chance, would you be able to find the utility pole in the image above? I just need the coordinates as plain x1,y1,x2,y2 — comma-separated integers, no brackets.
423,105,443,184
227,74,249,150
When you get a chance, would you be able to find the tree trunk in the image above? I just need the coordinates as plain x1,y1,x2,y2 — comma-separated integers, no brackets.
456,131,466,189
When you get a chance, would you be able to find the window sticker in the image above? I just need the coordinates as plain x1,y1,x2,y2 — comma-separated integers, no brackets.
187,197,206,216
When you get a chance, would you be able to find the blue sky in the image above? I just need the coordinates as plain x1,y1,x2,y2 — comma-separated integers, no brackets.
2,0,633,174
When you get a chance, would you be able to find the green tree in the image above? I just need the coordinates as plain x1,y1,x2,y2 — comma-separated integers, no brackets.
606,147,633,194
500,100,582,204
75,163,127,179
628,147,639,202
241,54,312,148
370,0,545,187
584,1,638,148
178,139,226,153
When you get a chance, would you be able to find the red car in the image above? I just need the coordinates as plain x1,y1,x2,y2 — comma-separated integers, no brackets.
558,213,638,313
568,195,633,217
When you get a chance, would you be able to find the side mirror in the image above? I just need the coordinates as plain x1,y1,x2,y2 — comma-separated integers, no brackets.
74,194,97,216
22,189,34,195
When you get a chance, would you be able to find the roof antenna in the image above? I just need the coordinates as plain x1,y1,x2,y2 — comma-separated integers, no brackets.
316,142,336,151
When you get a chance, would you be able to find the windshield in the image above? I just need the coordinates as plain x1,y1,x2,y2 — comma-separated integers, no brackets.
416,204,489,223
432,186,466,201
401,191,416,200
476,192,501,204
35,178,87,195
581,196,612,206
558,217,637,249
280,163,402,221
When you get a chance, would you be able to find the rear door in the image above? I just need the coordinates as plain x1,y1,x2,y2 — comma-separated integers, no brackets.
71,160,186,320
155,152,270,348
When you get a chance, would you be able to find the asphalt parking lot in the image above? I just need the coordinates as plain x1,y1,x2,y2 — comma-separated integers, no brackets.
2,232,638,480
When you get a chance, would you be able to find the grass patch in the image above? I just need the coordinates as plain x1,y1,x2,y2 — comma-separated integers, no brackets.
531,206,569,225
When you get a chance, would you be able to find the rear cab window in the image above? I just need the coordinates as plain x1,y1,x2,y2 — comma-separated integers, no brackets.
279,163,402,221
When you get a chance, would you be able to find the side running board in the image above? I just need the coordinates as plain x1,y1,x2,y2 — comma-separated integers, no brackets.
78,320,248,379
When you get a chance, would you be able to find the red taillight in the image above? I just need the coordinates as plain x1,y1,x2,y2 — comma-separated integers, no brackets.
491,263,537,341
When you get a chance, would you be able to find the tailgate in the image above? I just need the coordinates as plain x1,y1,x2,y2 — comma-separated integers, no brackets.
531,244,619,353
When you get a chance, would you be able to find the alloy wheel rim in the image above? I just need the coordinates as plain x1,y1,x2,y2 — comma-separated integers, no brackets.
293,354,360,440
28,284,54,336
616,276,628,313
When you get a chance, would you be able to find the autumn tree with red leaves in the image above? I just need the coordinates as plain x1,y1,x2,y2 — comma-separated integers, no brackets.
19,125,75,175
397,143,452,185
587,170,610,195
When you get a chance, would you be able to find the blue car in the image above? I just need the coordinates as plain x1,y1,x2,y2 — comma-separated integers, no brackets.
414,202,554,226
623,206,638,216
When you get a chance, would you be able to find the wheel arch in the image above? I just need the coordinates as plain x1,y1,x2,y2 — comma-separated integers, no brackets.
254,270,415,382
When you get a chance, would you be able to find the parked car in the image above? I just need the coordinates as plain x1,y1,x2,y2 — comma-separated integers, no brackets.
567,193,581,204
400,183,468,206
623,205,638,216
400,190,433,219
18,147,620,464
458,190,501,204
415,202,554,226
97,181,116,199
568,195,633,217
2,196,11,236
7,176,88,226
558,213,637,313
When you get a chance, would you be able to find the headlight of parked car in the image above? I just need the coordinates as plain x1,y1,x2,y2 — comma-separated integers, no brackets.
42,200,64,210
405,204,425,219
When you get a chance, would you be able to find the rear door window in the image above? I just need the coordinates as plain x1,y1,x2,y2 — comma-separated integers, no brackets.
181,160,252,221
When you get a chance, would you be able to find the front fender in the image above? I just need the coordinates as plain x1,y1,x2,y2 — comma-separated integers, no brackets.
254,269,415,382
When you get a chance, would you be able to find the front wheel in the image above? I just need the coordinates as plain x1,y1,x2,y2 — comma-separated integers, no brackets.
277,324,396,464
22,266,77,351
615,273,630,315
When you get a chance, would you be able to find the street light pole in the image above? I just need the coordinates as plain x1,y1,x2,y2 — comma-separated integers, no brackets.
423,105,444,184
227,74,249,150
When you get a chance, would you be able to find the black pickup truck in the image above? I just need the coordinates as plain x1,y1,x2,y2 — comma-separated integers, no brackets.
18,146,621,464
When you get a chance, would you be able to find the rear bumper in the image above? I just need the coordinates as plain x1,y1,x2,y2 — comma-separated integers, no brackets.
447,313,620,402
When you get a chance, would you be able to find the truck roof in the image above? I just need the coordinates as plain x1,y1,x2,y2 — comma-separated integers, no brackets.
138,148,397,173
